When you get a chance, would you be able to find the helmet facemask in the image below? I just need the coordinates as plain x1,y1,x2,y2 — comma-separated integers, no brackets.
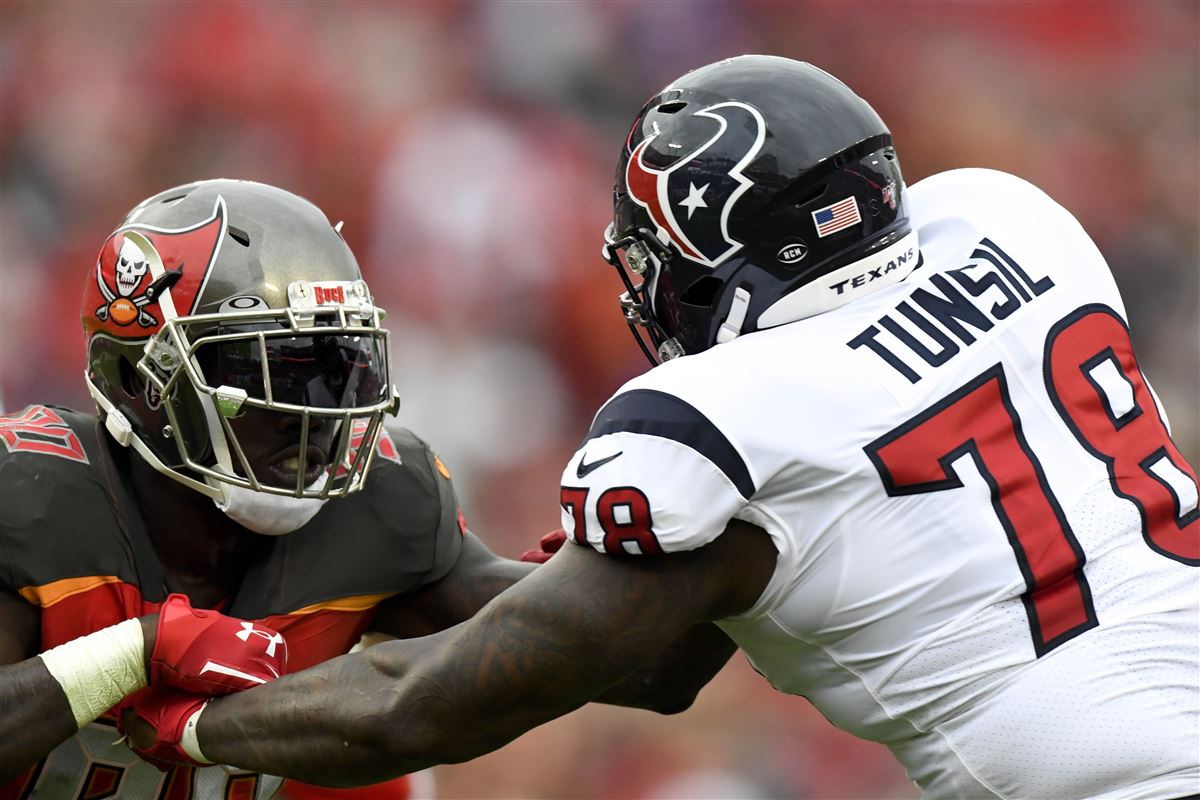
602,223,688,363
129,277,397,501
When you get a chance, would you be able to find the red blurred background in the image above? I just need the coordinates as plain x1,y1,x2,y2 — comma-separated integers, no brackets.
1,2,1196,797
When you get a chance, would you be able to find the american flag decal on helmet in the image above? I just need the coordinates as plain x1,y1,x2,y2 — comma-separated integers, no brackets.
812,196,861,238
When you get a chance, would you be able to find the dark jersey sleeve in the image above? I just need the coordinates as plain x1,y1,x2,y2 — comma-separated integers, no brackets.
385,424,464,585
0,406,134,598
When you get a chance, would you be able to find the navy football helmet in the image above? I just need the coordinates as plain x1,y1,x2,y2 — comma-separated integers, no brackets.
602,55,919,362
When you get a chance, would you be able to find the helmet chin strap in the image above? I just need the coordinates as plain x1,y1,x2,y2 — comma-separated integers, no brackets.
212,474,329,536
196,394,331,535
715,286,753,345
86,370,224,501
88,369,328,536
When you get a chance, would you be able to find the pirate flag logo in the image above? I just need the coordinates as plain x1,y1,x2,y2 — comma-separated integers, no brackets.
95,237,158,327
625,101,766,268
84,197,226,338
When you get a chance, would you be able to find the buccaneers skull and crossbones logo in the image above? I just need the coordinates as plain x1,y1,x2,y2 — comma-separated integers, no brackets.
94,237,159,327
85,196,226,337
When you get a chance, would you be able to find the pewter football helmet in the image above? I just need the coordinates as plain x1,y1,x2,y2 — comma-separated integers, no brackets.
82,180,398,501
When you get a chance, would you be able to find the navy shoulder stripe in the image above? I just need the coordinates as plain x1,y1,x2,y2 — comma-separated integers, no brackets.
585,389,754,499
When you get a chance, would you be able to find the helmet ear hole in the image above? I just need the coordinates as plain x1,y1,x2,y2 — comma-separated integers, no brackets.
118,357,145,398
680,276,724,309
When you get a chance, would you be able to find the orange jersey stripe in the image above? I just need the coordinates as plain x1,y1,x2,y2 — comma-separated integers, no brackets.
287,592,396,616
19,575,124,608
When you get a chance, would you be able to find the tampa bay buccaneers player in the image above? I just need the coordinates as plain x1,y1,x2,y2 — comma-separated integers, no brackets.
0,180,498,798
0,181,729,797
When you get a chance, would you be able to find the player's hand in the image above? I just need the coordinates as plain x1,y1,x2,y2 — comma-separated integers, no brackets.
117,688,209,771
520,528,569,564
151,594,287,694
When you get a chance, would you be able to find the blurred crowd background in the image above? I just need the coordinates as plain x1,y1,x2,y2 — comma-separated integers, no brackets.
1,2,1196,798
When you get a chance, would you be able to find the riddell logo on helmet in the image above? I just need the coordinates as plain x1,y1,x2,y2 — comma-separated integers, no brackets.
776,242,808,264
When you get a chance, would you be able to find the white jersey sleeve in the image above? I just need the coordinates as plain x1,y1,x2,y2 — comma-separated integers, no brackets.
559,387,755,555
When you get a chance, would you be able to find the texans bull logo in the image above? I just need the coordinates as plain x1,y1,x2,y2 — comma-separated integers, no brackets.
85,197,226,337
625,101,766,268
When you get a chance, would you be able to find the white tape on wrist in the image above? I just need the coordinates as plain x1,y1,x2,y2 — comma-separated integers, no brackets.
38,617,148,729
180,702,213,764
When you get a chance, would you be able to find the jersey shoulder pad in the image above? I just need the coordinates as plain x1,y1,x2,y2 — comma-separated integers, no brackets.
0,406,133,595
907,168,1119,317
258,425,465,614
365,423,459,517
358,424,465,578
0,405,97,470
562,380,753,557
909,169,1103,264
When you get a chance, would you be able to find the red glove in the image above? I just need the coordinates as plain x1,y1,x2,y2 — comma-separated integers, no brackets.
151,594,287,694
117,687,209,771
520,528,569,564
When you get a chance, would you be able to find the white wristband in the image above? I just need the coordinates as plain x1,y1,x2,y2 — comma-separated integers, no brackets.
180,702,213,764
38,617,148,729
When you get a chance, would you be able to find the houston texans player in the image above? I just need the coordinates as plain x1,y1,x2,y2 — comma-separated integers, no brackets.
126,57,1198,799
0,180,728,797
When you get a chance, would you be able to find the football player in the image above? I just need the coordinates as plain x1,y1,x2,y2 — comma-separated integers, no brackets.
121,57,1199,798
0,181,728,797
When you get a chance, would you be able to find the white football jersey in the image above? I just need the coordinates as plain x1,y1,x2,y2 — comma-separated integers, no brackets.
561,169,1200,799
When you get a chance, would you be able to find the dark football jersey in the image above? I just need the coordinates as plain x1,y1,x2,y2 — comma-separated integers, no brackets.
0,404,464,799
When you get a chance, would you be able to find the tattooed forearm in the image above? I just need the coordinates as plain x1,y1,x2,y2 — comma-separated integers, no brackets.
594,622,737,713
198,523,774,786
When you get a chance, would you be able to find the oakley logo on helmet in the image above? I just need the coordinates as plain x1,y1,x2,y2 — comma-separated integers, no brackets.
218,295,268,313
84,197,226,339
625,101,766,268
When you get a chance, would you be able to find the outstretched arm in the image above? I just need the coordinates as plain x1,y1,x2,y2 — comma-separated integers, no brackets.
369,530,738,715
196,520,777,786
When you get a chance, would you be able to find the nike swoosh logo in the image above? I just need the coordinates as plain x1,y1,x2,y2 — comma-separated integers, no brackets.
576,450,623,479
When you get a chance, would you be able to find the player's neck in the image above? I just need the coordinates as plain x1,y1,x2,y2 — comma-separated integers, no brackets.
127,455,263,607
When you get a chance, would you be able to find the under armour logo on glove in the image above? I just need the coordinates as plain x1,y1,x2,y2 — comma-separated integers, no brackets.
236,621,284,657
151,594,288,695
